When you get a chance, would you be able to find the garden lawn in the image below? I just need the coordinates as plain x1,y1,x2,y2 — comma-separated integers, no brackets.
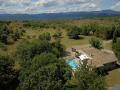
106,68,120,87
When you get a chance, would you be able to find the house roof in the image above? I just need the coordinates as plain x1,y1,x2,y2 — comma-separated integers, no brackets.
79,54,91,61
74,46,118,67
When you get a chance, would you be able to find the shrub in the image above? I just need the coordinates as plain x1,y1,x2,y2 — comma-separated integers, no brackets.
39,32,51,41
67,26,81,39
89,37,103,49
53,31,62,40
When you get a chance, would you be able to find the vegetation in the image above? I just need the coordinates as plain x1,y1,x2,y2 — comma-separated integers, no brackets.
0,24,24,45
0,54,19,90
75,51,81,58
75,62,106,90
17,53,71,90
16,40,52,62
112,22,120,62
67,26,81,39
113,38,120,62
113,25,120,43
15,34,71,90
39,32,51,41
0,16,120,90
89,37,103,49
53,30,62,40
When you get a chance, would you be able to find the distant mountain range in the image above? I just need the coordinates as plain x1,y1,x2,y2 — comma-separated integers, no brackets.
0,10,120,20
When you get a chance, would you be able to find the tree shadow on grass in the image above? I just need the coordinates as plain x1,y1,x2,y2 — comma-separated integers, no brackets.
70,36,84,40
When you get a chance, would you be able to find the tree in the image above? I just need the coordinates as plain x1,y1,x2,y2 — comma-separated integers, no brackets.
0,54,19,90
52,39,65,57
81,25,91,36
0,34,8,44
39,32,51,41
67,26,81,39
75,62,106,90
113,29,118,43
0,24,23,44
104,27,114,40
17,53,71,90
14,31,21,41
0,25,10,44
94,25,114,40
113,38,120,62
53,30,62,40
113,24,120,43
89,22,98,35
89,37,103,49
16,40,52,62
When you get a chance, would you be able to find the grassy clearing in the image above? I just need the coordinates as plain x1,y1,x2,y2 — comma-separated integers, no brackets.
61,35,90,48
106,68,120,87
25,28,90,48
6,27,112,54
104,42,112,50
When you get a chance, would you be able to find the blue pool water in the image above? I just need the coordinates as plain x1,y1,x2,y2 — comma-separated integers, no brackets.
67,59,79,70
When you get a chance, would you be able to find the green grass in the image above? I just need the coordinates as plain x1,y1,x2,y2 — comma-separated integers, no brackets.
104,42,112,50
61,35,90,48
25,28,90,48
106,68,120,87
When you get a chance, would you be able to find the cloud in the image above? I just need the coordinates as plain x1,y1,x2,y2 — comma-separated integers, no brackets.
0,0,102,14
111,1,120,11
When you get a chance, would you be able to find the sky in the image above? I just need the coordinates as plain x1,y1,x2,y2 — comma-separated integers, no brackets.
0,0,120,14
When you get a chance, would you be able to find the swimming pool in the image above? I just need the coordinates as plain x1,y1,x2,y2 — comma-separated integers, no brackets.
67,59,79,70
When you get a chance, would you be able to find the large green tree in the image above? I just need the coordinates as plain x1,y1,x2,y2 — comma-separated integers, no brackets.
113,38,120,62
16,40,52,62
75,62,106,90
67,26,81,39
17,53,71,90
52,39,65,57
0,54,18,90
